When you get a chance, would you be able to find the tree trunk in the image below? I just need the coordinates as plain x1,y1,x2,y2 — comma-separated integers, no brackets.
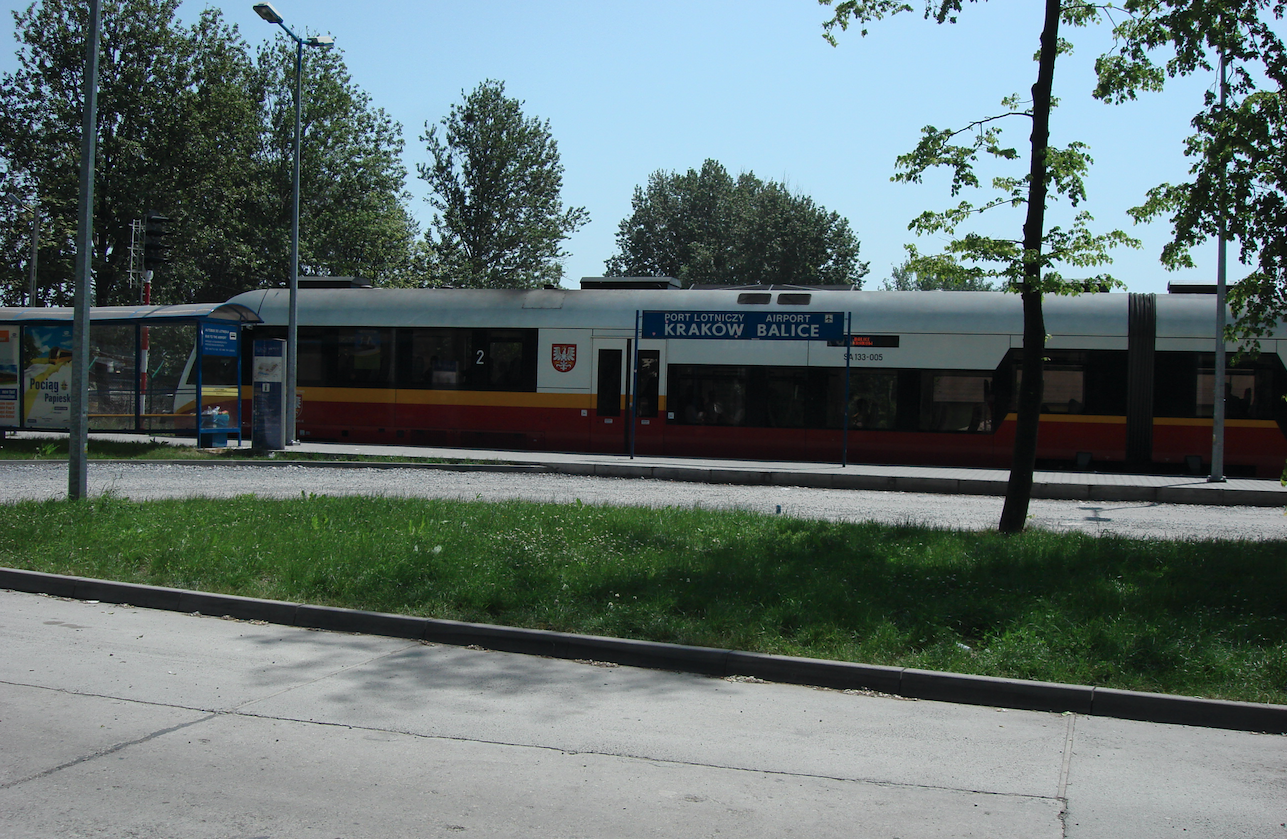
998,0,1060,535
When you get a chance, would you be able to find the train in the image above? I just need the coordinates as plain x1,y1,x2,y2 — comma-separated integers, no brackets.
216,279,1287,478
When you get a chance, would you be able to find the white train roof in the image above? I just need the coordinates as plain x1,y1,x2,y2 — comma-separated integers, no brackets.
224,287,1273,342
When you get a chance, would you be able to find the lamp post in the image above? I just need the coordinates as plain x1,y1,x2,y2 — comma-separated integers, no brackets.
1211,46,1228,483
253,2,333,445
3,192,38,306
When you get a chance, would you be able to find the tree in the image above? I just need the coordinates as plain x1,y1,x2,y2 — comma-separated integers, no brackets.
605,159,869,287
255,36,419,292
0,1,420,306
881,245,997,290
822,0,1140,533
0,0,240,305
418,80,587,289
1095,2,1287,349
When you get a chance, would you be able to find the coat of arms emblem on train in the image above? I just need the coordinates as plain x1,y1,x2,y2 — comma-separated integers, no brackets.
552,343,577,372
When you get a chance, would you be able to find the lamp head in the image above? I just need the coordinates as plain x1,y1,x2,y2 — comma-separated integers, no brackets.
253,3,284,24
306,35,335,47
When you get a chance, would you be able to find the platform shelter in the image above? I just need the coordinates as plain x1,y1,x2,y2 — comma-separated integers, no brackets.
0,302,260,443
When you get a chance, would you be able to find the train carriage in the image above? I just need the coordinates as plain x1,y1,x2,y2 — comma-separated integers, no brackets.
223,283,1287,478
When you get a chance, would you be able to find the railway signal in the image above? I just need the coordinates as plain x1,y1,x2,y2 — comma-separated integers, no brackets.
142,211,171,270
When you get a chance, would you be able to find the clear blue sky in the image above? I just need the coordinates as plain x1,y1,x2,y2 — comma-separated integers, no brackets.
1,0,1231,293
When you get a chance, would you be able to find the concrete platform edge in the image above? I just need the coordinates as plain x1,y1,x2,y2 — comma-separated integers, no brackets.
4,566,1285,734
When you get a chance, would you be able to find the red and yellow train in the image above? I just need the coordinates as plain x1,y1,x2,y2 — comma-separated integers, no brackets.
222,282,1287,478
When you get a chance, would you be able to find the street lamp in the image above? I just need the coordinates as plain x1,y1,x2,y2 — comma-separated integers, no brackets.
253,2,333,445
3,192,38,306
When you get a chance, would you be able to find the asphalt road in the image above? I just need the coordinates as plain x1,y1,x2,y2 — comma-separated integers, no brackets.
3,589,1284,838
1,460,1285,540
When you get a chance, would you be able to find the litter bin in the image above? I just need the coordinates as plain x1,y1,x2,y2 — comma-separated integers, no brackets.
199,408,230,447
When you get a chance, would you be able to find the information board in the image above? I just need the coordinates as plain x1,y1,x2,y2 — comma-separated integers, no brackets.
202,322,240,357
641,311,845,341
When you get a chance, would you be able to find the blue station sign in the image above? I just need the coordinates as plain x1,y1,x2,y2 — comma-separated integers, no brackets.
201,322,240,357
641,310,845,341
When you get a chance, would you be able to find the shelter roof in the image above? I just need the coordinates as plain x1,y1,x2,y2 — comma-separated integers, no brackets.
0,302,261,324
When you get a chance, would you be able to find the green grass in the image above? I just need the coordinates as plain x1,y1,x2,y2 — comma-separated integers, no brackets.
3,492,1284,704
0,436,224,461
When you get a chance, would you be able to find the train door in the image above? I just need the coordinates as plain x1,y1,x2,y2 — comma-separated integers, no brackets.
590,338,630,452
632,341,666,455
590,337,667,455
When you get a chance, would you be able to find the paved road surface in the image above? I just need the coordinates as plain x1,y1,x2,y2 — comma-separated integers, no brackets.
2,589,1284,838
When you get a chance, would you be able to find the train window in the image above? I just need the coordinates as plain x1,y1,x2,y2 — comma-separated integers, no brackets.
776,294,811,305
669,365,750,426
396,328,537,392
477,329,537,391
1195,357,1279,420
335,328,392,386
1007,350,1127,416
597,349,622,416
297,328,327,386
400,329,468,388
1082,351,1129,415
762,369,811,427
844,371,899,430
1153,351,1283,419
670,365,831,428
487,337,526,389
921,372,995,432
636,350,660,417
737,293,772,304
1042,366,1085,413
1153,353,1198,417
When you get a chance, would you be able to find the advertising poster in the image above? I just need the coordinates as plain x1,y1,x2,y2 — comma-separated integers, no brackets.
24,324,74,428
0,326,18,427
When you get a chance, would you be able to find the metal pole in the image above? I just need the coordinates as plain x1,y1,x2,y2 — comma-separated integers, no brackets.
26,201,38,306
254,6,332,446
69,0,101,501
286,37,302,445
1211,48,1228,483
630,312,641,459
842,313,851,468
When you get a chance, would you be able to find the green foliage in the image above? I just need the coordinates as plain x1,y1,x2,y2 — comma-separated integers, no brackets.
255,38,419,291
605,159,869,287
417,80,588,289
1097,0,1287,347
820,1,1140,294
0,0,418,305
3,494,1285,703
882,245,996,290
889,100,1136,291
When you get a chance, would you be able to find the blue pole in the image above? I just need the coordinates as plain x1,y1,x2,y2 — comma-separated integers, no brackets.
630,311,641,459
195,322,204,444
842,312,851,467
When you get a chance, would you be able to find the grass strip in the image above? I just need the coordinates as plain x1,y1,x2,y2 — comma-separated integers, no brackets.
2,492,1284,705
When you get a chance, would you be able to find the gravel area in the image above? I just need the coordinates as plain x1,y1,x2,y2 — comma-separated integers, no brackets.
2,461,1284,541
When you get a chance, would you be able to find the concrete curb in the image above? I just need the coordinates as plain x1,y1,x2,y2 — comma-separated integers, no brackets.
78,458,1287,507
5,566,1285,734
